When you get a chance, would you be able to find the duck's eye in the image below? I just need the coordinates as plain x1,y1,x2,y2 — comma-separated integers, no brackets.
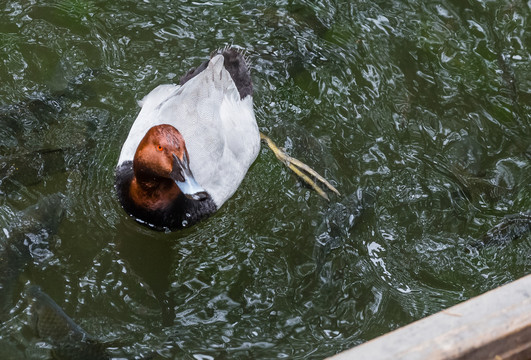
157,145,163,152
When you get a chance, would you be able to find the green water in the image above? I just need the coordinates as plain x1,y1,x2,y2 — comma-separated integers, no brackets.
0,0,530,358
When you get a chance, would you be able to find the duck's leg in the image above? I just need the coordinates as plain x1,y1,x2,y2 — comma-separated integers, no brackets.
260,133,340,201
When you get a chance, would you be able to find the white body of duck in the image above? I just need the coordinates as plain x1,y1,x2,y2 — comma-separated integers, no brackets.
116,48,260,230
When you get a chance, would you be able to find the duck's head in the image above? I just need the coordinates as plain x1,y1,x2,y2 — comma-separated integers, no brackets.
133,124,207,201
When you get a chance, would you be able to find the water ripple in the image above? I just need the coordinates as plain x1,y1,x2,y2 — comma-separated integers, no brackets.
0,0,529,358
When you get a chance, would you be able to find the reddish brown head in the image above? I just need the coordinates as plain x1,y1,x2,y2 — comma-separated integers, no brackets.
133,124,186,180
132,125,207,205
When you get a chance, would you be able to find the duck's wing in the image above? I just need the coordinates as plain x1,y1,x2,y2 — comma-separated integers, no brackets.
117,84,181,165
159,54,260,207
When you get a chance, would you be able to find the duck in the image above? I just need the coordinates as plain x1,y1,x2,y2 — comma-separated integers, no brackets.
116,47,339,231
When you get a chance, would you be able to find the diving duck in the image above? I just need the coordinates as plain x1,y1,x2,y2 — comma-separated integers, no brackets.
116,48,338,230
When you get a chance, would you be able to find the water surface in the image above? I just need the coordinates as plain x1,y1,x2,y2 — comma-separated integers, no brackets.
0,0,529,359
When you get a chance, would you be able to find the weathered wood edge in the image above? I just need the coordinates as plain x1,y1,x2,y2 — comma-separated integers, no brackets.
327,274,531,360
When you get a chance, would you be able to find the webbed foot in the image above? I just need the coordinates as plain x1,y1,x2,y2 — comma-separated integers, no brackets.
260,133,340,201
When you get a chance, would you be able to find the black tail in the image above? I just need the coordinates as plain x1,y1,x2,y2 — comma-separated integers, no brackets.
218,47,252,99
179,47,253,99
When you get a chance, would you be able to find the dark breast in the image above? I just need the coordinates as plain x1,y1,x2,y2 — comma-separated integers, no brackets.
115,161,217,231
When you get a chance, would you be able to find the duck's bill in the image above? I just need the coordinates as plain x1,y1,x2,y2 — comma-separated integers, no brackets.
171,153,208,201
175,176,208,201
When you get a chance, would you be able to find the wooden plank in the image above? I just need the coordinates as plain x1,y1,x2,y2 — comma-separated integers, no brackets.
327,274,531,360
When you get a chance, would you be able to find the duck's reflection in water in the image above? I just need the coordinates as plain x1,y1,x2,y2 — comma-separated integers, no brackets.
116,227,176,327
